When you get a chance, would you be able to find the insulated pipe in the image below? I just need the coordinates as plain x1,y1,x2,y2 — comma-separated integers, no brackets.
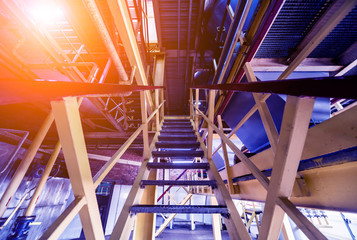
83,0,129,81
0,113,54,217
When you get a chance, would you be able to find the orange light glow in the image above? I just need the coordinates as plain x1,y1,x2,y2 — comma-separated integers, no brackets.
28,1,65,25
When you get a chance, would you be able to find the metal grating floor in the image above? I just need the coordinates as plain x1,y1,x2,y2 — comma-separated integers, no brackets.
255,0,332,58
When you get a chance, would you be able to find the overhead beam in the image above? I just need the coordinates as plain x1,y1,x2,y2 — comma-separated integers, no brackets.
107,0,154,112
193,76,357,100
251,58,343,72
0,81,161,105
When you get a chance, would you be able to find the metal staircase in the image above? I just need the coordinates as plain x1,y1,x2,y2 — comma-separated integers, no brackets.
111,117,250,239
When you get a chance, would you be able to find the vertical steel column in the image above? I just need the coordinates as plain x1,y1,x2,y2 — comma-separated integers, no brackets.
0,113,54,217
211,196,222,240
132,168,157,240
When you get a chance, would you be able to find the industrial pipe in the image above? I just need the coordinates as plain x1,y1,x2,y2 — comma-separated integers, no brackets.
83,0,129,81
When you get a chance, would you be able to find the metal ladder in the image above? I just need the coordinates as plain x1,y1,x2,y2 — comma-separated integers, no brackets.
110,117,251,239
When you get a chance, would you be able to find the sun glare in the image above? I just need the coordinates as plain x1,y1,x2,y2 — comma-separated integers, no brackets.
28,2,65,25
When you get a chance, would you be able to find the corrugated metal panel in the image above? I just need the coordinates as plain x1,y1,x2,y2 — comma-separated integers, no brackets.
309,5,357,58
255,0,332,58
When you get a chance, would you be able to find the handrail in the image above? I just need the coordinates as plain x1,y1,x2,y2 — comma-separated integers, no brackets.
190,101,270,189
93,90,165,187
189,88,328,240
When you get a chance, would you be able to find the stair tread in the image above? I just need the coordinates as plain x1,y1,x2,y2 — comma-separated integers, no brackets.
159,133,196,136
158,136,197,141
130,205,229,214
152,150,204,158
156,141,200,149
141,180,216,186
162,125,193,128
147,162,210,169
160,129,194,133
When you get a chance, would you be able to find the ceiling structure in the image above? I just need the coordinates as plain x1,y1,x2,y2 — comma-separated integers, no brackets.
0,0,356,238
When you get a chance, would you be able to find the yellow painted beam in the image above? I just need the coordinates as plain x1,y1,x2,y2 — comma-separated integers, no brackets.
107,0,154,113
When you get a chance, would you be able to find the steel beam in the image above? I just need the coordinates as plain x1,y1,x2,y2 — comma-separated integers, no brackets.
107,0,154,112
258,96,315,240
193,76,357,100
251,58,343,72
0,80,161,105
50,97,104,240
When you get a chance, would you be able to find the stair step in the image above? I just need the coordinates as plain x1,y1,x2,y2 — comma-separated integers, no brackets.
163,121,191,125
130,205,229,216
162,123,192,128
147,162,210,170
141,180,216,187
158,135,197,141
160,129,194,134
155,141,200,149
164,119,190,122
152,150,204,158
162,127,193,131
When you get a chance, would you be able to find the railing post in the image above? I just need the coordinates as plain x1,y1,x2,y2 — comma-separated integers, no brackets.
155,89,160,131
189,88,193,119
195,89,199,131
140,90,149,159
160,89,164,122
207,90,215,159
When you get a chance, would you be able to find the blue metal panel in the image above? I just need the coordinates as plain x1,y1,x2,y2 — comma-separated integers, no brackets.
222,72,331,153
